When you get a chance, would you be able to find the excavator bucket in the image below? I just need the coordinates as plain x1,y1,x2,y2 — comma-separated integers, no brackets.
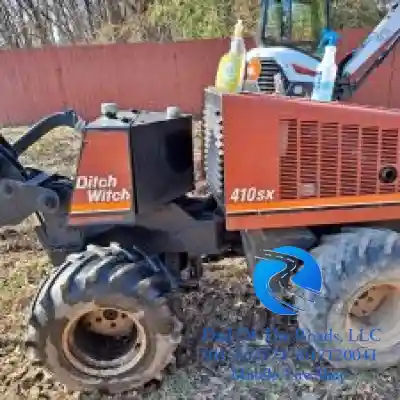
203,88,400,231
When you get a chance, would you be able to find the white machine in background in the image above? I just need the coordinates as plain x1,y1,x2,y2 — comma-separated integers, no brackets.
246,0,400,100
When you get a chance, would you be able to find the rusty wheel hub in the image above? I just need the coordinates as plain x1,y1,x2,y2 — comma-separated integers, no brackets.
347,283,400,349
350,285,389,319
62,307,147,376
82,308,134,336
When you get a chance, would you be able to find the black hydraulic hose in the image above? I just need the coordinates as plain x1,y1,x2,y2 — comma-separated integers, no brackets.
13,109,85,156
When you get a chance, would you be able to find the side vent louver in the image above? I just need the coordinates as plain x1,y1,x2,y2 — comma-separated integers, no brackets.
279,118,400,200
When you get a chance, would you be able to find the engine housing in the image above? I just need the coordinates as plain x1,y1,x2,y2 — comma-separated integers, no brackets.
203,88,400,231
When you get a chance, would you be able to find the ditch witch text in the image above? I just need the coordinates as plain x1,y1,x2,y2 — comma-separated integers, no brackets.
75,175,131,203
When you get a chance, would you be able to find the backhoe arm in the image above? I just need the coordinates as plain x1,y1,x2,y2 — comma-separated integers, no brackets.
0,110,83,227
337,2,400,100
0,110,89,264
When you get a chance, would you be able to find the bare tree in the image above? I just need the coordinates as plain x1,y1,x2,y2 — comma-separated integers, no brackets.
0,0,388,49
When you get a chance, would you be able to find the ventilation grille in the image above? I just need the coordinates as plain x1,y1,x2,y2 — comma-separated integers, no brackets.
279,119,400,200
257,58,280,93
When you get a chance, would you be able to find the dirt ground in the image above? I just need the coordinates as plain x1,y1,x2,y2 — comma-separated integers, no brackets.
0,125,400,400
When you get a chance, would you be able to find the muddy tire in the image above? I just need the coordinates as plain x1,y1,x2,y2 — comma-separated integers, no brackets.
296,228,400,370
25,243,182,394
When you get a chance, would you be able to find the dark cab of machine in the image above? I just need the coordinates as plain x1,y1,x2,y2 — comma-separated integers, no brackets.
258,0,332,54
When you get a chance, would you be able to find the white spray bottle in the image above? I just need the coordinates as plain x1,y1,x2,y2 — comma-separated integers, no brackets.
311,31,340,102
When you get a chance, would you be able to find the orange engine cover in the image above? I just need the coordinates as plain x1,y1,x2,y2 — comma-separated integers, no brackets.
203,89,400,231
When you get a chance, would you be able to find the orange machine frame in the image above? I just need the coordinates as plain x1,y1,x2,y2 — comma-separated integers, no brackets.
221,93,400,231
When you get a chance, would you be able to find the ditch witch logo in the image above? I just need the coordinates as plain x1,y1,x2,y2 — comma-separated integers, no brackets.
253,246,322,316
75,175,131,203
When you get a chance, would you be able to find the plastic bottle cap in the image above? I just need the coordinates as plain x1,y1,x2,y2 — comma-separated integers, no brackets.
234,20,244,37
326,31,339,46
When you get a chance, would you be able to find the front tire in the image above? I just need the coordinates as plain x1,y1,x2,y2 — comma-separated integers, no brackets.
296,228,400,370
25,243,182,394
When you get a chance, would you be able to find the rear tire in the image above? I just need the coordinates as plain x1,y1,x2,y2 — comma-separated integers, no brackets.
296,228,400,370
25,243,182,394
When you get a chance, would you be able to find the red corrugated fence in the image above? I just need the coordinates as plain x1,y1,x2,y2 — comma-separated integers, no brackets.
0,29,397,126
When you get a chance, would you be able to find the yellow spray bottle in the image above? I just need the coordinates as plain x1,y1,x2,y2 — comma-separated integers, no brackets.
215,20,246,93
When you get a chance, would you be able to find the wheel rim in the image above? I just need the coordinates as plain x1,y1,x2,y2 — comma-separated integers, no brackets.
347,282,400,349
62,307,147,377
